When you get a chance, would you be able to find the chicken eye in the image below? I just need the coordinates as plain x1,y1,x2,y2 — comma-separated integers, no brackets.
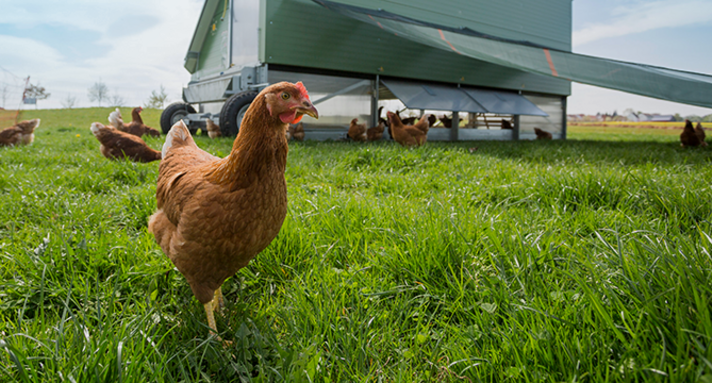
281,92,290,100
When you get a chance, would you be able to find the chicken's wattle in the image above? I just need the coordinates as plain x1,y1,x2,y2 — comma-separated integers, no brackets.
280,111,302,124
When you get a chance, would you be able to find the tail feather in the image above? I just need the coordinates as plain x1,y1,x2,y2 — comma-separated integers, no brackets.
90,122,110,135
162,120,197,158
108,108,123,128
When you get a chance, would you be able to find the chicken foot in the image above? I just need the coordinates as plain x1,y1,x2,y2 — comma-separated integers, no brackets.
204,287,232,345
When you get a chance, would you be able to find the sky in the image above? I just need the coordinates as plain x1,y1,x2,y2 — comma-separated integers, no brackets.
0,0,711,117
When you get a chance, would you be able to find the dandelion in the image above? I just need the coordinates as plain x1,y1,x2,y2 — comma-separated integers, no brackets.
76,134,81,137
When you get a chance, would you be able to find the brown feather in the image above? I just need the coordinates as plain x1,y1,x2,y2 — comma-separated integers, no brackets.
0,119,40,147
91,122,161,162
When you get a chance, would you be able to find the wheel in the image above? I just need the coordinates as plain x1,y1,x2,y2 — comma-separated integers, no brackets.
160,102,197,134
219,91,258,137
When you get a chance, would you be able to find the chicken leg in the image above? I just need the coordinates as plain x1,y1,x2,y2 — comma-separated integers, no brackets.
204,287,231,344
213,287,224,313
204,300,219,336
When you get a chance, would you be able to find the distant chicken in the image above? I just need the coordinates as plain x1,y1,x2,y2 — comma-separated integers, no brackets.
534,128,552,140
412,114,432,134
501,119,513,130
90,122,161,162
400,116,418,125
695,122,707,146
286,122,305,141
0,119,40,147
348,118,367,142
367,121,385,141
148,82,318,337
427,115,437,127
108,107,161,138
439,114,452,128
388,111,429,147
680,120,701,147
206,118,222,139
377,106,388,127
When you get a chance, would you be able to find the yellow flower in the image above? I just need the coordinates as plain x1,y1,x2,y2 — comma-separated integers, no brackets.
76,134,81,137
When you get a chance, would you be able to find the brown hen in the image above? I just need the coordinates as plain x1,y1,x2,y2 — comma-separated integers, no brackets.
680,120,701,147
287,122,305,141
534,128,552,140
388,111,428,147
147,82,318,336
109,107,161,138
0,119,40,147
348,118,367,142
695,122,707,146
367,121,385,141
206,118,222,139
90,122,161,162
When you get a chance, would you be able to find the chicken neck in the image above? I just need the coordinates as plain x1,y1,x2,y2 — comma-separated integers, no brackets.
205,106,288,189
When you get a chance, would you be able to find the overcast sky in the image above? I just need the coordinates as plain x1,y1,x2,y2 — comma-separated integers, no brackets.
1,0,711,116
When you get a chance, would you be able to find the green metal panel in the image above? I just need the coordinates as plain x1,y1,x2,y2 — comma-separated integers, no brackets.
192,0,231,81
263,0,571,95
185,0,221,73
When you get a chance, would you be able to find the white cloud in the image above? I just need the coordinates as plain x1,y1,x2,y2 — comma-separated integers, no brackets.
0,0,204,109
573,0,712,47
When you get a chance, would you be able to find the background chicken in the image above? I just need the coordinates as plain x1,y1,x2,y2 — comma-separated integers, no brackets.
695,122,707,146
501,119,513,130
439,114,452,128
108,107,161,138
206,118,222,139
387,111,428,147
0,119,40,147
367,121,385,141
412,114,432,134
680,119,701,147
348,118,367,142
534,128,552,140
147,82,318,337
286,122,305,141
90,122,161,162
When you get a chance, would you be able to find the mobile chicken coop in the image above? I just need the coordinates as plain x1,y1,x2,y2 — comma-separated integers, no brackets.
162,0,712,140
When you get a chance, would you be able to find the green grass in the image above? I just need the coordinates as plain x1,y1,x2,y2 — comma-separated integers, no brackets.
1,109,712,382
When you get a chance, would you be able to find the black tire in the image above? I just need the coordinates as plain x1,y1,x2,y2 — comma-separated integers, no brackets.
160,102,197,134
219,91,258,137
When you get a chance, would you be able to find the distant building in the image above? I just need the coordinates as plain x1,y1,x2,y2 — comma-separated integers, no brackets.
650,114,675,122
626,113,674,122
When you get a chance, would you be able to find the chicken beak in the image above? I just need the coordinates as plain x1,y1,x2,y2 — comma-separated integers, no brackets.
294,100,319,119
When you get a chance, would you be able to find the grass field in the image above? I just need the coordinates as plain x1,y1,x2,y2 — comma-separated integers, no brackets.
1,108,712,382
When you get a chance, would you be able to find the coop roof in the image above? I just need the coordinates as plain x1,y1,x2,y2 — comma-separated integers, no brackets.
184,0,222,73
381,79,548,116
315,0,712,109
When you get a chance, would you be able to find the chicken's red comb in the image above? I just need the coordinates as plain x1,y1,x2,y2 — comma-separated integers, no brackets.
295,81,310,100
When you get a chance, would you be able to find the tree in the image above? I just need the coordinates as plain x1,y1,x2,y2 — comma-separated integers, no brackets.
25,83,51,109
88,81,109,106
61,94,77,109
673,113,683,122
110,90,125,107
144,85,168,109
